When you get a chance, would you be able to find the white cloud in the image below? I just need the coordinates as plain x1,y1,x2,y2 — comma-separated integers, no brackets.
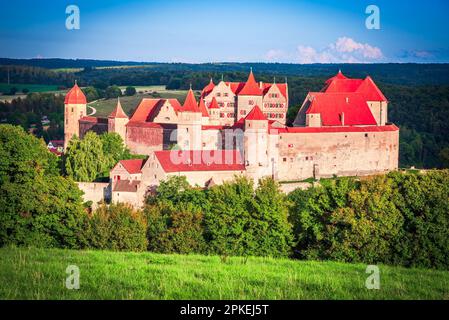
265,37,384,64
295,37,384,63
265,49,288,62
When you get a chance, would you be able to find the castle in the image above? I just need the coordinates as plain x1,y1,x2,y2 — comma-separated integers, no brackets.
64,70,399,208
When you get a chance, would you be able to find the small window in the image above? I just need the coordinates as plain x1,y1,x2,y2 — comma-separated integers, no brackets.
283,158,287,162
365,133,368,137
306,156,309,160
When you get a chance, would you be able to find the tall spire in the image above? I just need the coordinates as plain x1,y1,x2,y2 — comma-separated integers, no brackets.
239,68,262,96
183,88,200,112
108,97,128,118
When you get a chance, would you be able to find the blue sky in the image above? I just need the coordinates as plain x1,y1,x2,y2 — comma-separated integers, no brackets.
1,0,448,63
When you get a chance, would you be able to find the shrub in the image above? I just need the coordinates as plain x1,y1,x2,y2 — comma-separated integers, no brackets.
80,203,147,251
145,203,206,254
205,177,294,258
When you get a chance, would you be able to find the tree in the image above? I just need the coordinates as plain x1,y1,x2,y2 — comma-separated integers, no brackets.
105,85,122,99
125,86,136,96
64,132,107,182
0,124,85,248
100,132,131,176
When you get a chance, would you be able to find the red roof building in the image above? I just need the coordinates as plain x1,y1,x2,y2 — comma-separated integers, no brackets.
64,82,87,105
245,105,267,121
117,159,145,174
154,150,245,172
238,70,263,96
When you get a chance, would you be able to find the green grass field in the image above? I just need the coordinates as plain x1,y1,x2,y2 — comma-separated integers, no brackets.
90,86,193,117
0,83,60,93
0,247,448,300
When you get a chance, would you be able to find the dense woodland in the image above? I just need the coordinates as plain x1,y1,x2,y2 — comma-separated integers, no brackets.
0,61,448,168
1,124,448,270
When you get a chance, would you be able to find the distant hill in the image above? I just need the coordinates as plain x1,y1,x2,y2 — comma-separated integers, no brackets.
1,58,449,85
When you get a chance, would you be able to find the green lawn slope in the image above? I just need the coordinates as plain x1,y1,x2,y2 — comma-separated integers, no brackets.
0,247,448,300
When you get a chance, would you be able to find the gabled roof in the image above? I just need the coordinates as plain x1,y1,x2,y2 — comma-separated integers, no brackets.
238,70,263,96
128,99,162,122
306,92,377,126
117,159,145,174
245,105,267,121
323,71,387,102
325,70,348,84
154,150,245,172
65,82,87,104
201,78,215,97
181,89,200,113
356,76,387,102
198,98,209,117
262,82,288,99
108,98,128,119
208,97,220,109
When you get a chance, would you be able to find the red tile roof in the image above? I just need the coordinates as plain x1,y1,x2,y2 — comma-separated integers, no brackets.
154,150,245,172
279,124,399,134
238,70,263,96
198,98,209,117
325,70,348,84
323,71,387,102
65,82,87,104
182,89,200,113
201,78,215,97
113,180,140,192
245,105,267,121
306,92,377,126
262,82,288,99
117,159,145,174
129,99,161,122
108,99,128,119
208,97,220,109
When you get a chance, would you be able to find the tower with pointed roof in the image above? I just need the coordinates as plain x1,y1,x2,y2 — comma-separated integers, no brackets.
177,88,202,150
108,97,129,142
64,81,87,149
237,69,264,121
243,105,269,169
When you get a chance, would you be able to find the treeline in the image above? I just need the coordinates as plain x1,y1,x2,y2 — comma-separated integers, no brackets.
0,65,74,87
1,125,448,270
2,59,449,85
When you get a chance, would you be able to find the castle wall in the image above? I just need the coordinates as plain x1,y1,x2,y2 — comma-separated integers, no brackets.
126,125,163,155
79,119,108,139
237,95,263,120
167,170,246,188
76,182,111,209
262,85,288,125
276,127,399,181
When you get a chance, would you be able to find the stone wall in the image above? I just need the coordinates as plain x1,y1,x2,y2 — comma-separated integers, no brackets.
76,182,111,209
276,127,399,181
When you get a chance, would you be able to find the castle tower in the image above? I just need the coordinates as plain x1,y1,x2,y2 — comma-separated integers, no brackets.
198,97,210,125
177,88,202,150
108,97,129,143
243,105,269,168
237,69,263,120
64,81,87,150
208,97,220,124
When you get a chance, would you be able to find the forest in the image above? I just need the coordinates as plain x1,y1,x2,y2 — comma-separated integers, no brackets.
0,61,448,168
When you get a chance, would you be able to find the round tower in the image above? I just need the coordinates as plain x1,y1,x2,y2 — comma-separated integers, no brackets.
64,81,87,150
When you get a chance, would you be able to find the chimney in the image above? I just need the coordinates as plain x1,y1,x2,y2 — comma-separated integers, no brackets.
259,81,263,89
341,112,345,126
345,96,349,104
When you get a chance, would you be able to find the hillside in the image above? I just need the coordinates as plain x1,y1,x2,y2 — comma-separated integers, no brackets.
0,247,448,300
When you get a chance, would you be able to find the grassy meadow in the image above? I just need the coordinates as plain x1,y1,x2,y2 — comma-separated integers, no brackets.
0,247,448,300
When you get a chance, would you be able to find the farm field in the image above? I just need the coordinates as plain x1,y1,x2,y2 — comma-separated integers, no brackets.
89,85,195,117
0,247,448,300
0,83,65,102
